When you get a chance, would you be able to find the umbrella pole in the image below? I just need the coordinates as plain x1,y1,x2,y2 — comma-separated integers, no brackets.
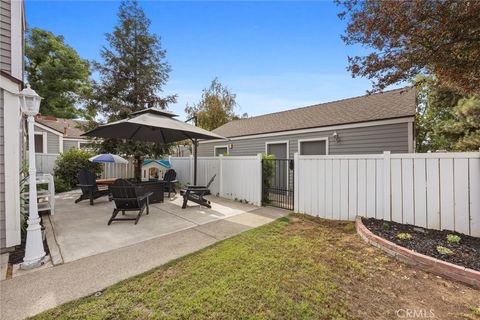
193,139,198,185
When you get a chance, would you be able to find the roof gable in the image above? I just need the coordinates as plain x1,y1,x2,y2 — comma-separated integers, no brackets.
142,159,171,168
35,116,88,139
213,87,416,138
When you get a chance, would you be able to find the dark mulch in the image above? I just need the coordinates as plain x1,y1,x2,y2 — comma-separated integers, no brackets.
362,217,480,271
8,214,50,265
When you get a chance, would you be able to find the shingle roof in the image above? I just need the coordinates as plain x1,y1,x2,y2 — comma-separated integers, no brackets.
213,87,416,138
35,116,88,139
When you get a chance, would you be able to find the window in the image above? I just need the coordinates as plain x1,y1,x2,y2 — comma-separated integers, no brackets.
78,142,90,149
298,138,328,155
214,146,228,156
266,142,288,159
34,134,44,153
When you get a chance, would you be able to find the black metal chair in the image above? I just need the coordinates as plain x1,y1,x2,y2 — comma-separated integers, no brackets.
108,179,153,225
181,174,216,209
160,169,178,197
75,169,111,205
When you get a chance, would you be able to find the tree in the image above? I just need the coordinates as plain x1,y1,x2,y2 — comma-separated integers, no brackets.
90,0,176,178
336,0,480,95
185,78,246,131
415,76,480,152
26,28,92,118
438,96,480,151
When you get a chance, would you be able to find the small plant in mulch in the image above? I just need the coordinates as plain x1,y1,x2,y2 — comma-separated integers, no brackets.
470,306,480,317
396,233,412,240
362,218,480,271
436,246,454,256
446,234,461,244
381,222,390,230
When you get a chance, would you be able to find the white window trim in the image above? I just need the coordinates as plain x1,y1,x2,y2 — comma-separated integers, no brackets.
34,131,48,154
59,135,63,153
265,140,289,159
34,122,62,136
213,145,229,156
297,137,329,155
265,140,291,192
408,121,414,153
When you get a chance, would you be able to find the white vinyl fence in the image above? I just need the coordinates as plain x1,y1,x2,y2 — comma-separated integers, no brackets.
295,151,480,237
169,155,262,206
101,159,135,179
35,153,135,179
36,153,58,174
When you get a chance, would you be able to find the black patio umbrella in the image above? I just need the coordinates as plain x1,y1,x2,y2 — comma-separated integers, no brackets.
82,108,226,184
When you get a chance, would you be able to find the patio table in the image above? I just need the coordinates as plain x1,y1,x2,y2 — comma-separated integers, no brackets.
96,178,117,185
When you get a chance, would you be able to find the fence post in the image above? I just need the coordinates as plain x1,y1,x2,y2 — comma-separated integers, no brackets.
189,155,194,184
219,154,224,197
294,152,299,212
257,153,263,206
383,151,391,220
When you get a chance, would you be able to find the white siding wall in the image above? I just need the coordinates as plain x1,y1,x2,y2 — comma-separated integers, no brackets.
295,152,480,237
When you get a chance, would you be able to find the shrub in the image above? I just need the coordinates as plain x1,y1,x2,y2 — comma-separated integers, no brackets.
54,177,71,193
446,234,461,244
262,154,276,203
381,222,390,230
436,246,454,256
396,233,412,240
54,148,102,189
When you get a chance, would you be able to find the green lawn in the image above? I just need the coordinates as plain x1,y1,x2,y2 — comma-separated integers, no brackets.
32,215,479,320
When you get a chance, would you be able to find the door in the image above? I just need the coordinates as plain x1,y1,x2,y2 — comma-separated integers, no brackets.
267,142,288,189
263,142,294,210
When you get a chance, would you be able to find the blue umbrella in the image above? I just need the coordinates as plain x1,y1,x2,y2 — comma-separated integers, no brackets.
89,153,129,164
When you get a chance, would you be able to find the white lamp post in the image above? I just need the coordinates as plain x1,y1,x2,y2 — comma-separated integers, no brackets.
19,84,48,269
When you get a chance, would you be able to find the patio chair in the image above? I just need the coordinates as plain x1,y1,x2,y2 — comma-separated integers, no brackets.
160,169,178,197
181,174,216,209
75,169,111,206
108,179,153,225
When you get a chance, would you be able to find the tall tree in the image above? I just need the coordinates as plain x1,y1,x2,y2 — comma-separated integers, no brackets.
415,76,480,152
185,78,246,131
336,0,480,95
25,28,91,118
437,96,480,151
90,0,176,178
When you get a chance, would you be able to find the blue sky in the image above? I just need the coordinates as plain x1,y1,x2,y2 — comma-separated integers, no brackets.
25,0,401,120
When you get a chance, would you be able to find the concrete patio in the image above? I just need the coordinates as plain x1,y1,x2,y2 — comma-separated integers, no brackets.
1,190,289,320
50,190,262,263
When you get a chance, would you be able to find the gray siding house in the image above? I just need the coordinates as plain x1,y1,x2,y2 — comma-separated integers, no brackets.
34,115,90,155
1,0,25,251
198,88,416,159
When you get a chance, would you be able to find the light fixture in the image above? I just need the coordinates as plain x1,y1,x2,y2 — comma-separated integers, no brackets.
228,143,233,149
332,131,340,143
19,84,48,269
19,84,42,116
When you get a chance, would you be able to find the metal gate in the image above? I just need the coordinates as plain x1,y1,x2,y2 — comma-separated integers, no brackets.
262,158,294,210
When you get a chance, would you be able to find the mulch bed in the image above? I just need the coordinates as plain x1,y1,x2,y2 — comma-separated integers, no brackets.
362,217,480,271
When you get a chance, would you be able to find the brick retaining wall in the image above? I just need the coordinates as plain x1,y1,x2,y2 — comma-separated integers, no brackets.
355,217,480,289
